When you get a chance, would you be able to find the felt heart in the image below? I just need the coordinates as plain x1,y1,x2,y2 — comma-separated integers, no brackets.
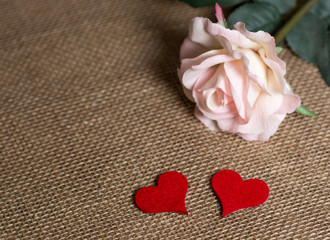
212,170,269,217
135,171,188,215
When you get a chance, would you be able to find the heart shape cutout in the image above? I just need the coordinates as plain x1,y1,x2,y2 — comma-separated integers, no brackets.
212,170,269,217
135,171,188,214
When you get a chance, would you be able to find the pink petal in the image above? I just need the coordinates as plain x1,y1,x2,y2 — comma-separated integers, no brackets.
258,48,286,91
277,94,301,114
189,17,222,50
206,20,260,51
201,64,231,96
224,60,250,121
205,88,224,112
235,92,283,135
194,65,219,91
180,49,223,73
238,113,286,141
239,48,268,94
246,80,261,109
194,107,219,130
177,68,194,102
183,65,217,91
193,88,237,120
203,89,236,115
192,54,235,70
216,117,238,132
181,68,204,90
204,22,269,94
180,37,208,60
234,22,286,73
181,51,234,92
241,55,269,94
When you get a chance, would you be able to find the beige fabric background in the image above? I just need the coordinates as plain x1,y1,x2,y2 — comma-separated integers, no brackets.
0,0,329,239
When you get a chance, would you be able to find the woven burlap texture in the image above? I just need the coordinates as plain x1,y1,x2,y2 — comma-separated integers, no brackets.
0,0,329,239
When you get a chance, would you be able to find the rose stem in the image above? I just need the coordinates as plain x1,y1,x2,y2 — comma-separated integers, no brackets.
274,0,320,44
274,0,320,117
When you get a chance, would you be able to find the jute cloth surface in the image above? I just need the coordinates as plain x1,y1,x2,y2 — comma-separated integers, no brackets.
0,0,329,239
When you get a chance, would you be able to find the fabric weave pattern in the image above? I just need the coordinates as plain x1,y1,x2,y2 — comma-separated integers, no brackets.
0,0,329,239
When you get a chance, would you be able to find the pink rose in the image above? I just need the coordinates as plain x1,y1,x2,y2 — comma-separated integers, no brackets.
178,5,301,141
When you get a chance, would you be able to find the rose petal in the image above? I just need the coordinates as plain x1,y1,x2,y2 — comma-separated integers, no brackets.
194,88,237,120
213,34,269,94
201,64,231,96
246,80,261,109
277,94,301,114
180,49,223,73
235,92,283,134
185,66,217,91
239,48,267,94
238,113,286,141
258,48,286,91
234,22,285,72
206,20,260,51
205,88,222,112
182,52,234,92
180,37,209,60
224,60,250,121
194,107,219,130
216,117,237,132
192,54,235,70
189,17,222,50
181,68,204,90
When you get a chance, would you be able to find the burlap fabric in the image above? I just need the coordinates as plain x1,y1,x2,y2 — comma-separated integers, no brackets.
0,0,329,239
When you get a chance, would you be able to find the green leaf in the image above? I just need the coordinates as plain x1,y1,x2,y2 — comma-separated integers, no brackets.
295,105,318,117
227,3,281,33
255,0,296,15
317,31,330,86
179,0,248,8
286,13,328,65
275,46,283,54
311,0,330,24
217,0,249,7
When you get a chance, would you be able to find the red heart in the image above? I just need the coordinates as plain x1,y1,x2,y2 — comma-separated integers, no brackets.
212,170,269,217
135,171,188,215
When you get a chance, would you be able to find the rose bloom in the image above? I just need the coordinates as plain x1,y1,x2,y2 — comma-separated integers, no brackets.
178,5,301,141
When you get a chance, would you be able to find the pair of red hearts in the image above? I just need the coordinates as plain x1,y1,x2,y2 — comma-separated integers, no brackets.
135,170,269,217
